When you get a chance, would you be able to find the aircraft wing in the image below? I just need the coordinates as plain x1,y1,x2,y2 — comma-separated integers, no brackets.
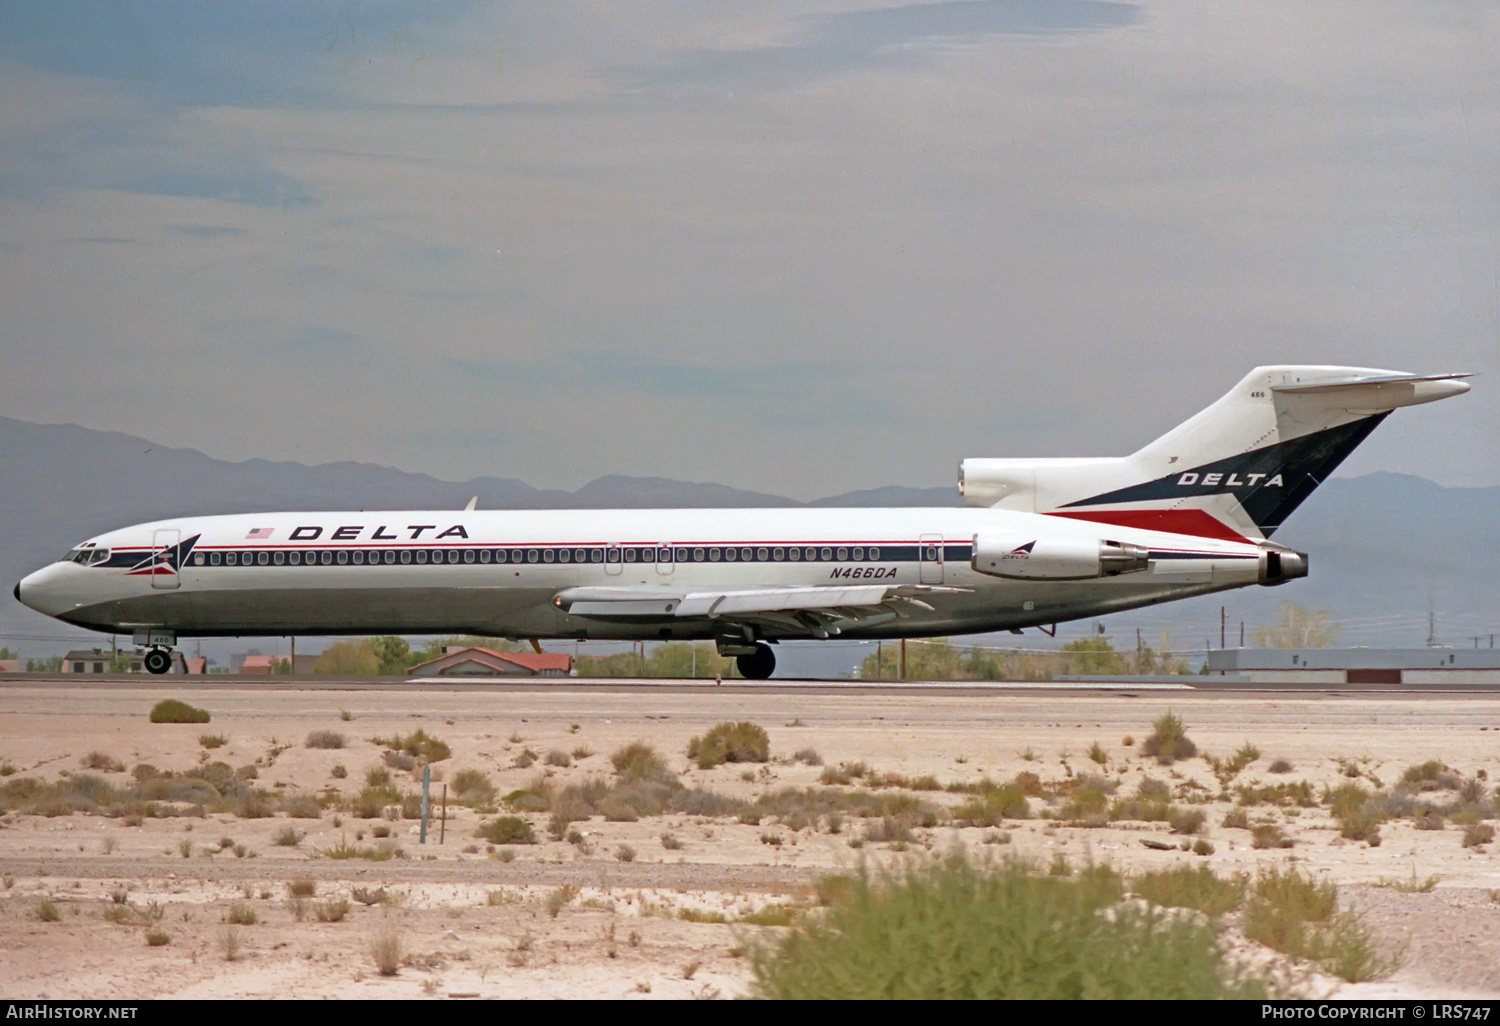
553,584,963,637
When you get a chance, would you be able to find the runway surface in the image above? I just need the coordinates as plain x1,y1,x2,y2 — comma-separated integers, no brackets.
4,671,1500,697
3,675,1498,732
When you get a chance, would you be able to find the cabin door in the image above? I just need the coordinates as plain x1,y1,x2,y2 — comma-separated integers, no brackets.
151,529,181,590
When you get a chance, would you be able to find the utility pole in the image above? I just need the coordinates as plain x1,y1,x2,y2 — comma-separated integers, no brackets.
1221,606,1226,650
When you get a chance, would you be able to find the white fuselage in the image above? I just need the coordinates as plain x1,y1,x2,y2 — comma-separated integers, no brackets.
17,506,1270,642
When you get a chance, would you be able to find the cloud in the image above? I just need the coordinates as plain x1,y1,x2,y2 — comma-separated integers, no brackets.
0,2,1492,495
123,167,317,209
614,0,1140,93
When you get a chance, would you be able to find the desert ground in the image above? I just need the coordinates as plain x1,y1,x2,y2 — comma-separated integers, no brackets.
1,678,1498,1000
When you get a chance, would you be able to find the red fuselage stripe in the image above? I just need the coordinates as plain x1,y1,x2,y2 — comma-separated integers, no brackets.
1045,509,1252,543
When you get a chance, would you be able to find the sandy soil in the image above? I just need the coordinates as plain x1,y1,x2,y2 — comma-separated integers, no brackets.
1,680,1498,1000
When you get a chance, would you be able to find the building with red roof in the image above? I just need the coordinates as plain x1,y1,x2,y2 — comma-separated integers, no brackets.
407,646,572,678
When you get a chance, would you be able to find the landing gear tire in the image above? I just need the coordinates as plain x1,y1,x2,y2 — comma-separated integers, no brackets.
144,649,172,675
736,643,775,680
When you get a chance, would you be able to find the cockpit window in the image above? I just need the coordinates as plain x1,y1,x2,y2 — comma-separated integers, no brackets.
89,548,110,566
65,545,99,565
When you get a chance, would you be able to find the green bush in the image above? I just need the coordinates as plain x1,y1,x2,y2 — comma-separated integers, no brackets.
749,853,1273,999
952,782,1030,825
1141,710,1197,764
1242,867,1396,982
477,816,538,845
450,769,497,806
373,729,450,763
1133,864,1246,916
688,722,771,769
149,699,210,724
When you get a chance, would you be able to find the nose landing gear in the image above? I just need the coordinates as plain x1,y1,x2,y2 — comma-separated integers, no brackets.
133,629,178,675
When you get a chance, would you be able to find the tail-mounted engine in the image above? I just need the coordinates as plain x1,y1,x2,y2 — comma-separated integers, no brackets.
972,534,1150,580
1258,544,1309,586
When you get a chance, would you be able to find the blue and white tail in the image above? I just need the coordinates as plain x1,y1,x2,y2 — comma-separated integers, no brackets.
960,366,1470,541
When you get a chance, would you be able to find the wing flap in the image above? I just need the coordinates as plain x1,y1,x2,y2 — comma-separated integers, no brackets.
677,585,893,618
554,584,953,622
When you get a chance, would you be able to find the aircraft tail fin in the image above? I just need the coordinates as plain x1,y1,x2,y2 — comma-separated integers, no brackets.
960,366,1470,541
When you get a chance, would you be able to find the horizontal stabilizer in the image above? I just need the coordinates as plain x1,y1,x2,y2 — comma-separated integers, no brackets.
1270,371,1470,408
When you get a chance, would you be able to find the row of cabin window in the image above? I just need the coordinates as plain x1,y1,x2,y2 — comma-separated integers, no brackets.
189,545,895,568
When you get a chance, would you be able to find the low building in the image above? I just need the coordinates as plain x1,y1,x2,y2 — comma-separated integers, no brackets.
61,648,192,674
407,646,572,678
1206,648,1500,687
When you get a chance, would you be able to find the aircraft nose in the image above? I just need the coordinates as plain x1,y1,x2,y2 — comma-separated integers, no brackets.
15,564,77,618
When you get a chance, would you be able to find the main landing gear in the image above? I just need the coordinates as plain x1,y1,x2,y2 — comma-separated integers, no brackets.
143,648,173,675
715,628,776,680
735,643,776,681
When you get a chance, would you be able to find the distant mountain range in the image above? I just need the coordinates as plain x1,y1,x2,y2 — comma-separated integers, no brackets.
2,414,1494,660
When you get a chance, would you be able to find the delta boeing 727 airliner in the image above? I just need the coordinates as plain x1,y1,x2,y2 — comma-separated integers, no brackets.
15,366,1469,678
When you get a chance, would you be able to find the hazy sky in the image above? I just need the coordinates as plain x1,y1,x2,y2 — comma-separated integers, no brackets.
2,1,1495,499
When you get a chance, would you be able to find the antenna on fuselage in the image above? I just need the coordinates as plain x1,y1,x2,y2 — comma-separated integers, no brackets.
464,496,478,512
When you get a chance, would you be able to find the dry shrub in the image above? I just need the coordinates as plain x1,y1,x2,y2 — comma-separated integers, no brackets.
370,920,403,976
82,752,124,772
610,742,674,783
218,926,243,961
1251,823,1294,849
305,731,346,750
283,794,322,819
1169,808,1208,835
688,722,771,769
1463,822,1495,848
226,902,257,925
